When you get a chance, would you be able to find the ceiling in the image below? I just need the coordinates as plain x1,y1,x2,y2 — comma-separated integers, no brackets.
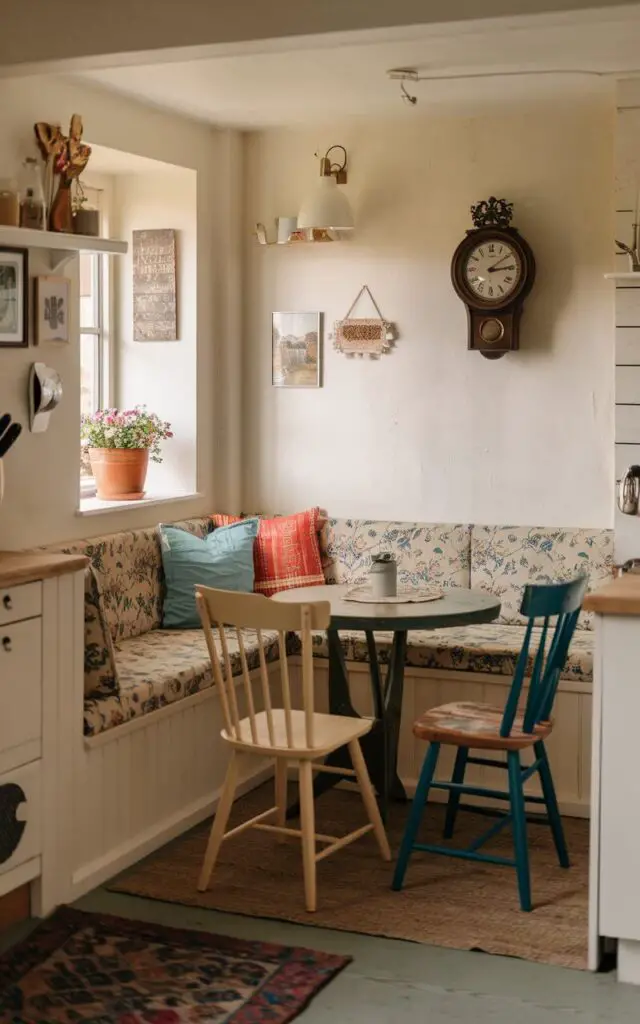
73,8,640,129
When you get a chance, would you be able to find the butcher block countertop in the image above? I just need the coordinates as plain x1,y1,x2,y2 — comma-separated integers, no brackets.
0,551,89,588
584,573,640,616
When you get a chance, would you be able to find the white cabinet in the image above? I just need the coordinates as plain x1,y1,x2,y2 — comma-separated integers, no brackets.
0,618,42,761
0,553,87,916
0,581,41,626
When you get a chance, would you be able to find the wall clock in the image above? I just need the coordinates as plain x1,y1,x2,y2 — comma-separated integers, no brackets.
451,197,536,360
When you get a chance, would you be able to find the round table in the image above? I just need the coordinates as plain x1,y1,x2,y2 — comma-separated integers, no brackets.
274,584,501,816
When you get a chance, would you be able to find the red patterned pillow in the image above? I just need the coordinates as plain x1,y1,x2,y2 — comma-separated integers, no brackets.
209,509,325,597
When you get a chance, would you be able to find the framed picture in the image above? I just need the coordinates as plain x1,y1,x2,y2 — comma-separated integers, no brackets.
0,248,28,348
272,311,321,388
35,275,70,344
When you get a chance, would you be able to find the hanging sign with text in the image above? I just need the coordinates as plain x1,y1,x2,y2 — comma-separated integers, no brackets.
133,228,177,341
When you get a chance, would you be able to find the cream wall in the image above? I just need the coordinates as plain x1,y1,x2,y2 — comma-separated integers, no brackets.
112,167,198,497
243,98,615,526
0,75,241,549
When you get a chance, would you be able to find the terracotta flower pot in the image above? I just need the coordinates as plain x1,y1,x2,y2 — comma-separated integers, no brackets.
88,448,150,501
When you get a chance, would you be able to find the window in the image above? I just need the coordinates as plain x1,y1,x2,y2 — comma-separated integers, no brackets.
80,251,108,494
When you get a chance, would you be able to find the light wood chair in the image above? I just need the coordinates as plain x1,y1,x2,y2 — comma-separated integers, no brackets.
195,585,391,912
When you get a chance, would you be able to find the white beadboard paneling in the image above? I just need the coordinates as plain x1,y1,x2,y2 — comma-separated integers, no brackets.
615,443,640,479
616,327,640,365
616,287,640,327
616,404,640,443
617,366,640,404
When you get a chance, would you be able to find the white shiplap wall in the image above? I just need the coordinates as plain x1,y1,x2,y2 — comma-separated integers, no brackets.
614,85,640,558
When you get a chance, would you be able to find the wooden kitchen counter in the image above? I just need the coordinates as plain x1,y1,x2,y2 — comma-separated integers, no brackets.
584,572,640,616
0,551,88,588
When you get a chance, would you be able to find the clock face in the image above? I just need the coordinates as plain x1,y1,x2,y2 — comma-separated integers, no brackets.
464,239,522,304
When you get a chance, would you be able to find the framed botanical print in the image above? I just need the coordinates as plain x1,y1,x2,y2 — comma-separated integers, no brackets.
0,248,28,347
35,275,70,343
272,311,321,387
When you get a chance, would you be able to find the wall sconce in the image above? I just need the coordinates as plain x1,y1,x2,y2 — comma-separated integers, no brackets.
298,145,355,232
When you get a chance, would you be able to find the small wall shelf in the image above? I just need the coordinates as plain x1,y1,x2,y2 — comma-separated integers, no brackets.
605,273,640,281
0,225,127,272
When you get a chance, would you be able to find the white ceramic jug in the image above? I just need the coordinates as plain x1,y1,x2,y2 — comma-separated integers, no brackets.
369,553,397,599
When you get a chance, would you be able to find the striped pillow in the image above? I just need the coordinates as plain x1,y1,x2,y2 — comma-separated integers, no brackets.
210,508,325,597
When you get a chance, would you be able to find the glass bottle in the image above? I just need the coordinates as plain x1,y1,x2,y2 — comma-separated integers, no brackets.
19,158,45,230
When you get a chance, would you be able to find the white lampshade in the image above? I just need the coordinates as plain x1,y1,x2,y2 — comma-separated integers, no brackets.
298,175,355,230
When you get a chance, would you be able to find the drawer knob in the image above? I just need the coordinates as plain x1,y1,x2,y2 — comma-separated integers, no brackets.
1,636,11,652
2,595,11,611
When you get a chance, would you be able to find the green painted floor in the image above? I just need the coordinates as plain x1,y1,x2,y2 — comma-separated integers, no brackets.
4,887,640,1021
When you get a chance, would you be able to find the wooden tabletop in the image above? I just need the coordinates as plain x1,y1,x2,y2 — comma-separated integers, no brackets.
583,572,640,616
0,551,89,588
273,583,501,632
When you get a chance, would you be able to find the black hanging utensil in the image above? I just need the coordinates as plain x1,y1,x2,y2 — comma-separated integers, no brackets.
0,416,22,458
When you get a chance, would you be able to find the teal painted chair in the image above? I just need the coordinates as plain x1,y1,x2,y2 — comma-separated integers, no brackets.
392,576,589,911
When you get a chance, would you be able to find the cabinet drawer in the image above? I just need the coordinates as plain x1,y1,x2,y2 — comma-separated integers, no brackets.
0,619,42,754
0,582,42,626
0,760,41,877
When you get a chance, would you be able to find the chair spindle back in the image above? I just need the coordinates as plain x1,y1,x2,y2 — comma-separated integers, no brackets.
196,586,331,750
500,575,588,739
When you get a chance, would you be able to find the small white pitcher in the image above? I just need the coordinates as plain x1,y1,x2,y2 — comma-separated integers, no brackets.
369,553,397,599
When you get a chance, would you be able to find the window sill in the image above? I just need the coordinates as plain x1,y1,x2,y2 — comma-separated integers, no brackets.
77,492,203,516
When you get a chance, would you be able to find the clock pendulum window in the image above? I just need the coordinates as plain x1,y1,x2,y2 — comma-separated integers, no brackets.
451,196,536,360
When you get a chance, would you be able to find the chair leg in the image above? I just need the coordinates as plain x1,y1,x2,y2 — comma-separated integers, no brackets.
535,740,570,869
443,746,469,839
197,751,239,892
392,742,440,891
274,758,288,843
298,760,317,912
348,738,391,862
507,749,532,912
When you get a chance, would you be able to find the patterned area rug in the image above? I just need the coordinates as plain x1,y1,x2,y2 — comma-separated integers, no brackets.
109,785,589,970
0,907,350,1023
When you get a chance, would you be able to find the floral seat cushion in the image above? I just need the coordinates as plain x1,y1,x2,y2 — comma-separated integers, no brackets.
310,624,592,683
321,519,471,589
45,516,212,643
113,627,283,726
471,525,613,630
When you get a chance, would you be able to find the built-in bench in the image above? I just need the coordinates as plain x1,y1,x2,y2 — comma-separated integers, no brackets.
40,515,611,904
46,516,610,735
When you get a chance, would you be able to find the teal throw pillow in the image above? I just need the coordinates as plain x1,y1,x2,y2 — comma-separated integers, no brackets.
159,518,259,629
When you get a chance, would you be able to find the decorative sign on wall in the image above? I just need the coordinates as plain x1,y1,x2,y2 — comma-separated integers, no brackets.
133,229,177,341
331,285,397,358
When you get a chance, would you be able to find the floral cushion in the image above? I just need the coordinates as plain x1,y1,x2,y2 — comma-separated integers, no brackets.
113,627,283,725
85,693,128,737
470,525,614,630
46,517,212,643
83,567,120,699
320,520,471,590
310,624,592,683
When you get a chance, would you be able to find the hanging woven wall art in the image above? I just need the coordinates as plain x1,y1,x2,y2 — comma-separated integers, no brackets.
331,285,398,357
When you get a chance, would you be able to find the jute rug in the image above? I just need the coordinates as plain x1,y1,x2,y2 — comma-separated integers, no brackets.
109,784,589,970
0,906,349,1023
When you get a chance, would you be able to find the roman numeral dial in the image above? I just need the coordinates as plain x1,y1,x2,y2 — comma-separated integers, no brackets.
463,240,522,304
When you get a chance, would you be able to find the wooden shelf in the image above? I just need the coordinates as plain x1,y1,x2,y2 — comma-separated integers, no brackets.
605,272,640,281
0,225,127,271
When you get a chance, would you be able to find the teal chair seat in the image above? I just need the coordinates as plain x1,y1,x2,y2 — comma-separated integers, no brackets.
392,576,589,911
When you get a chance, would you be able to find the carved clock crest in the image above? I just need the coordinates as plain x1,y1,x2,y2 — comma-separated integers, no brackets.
451,197,536,360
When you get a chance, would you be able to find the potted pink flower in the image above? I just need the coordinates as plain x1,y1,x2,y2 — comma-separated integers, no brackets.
81,406,173,501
